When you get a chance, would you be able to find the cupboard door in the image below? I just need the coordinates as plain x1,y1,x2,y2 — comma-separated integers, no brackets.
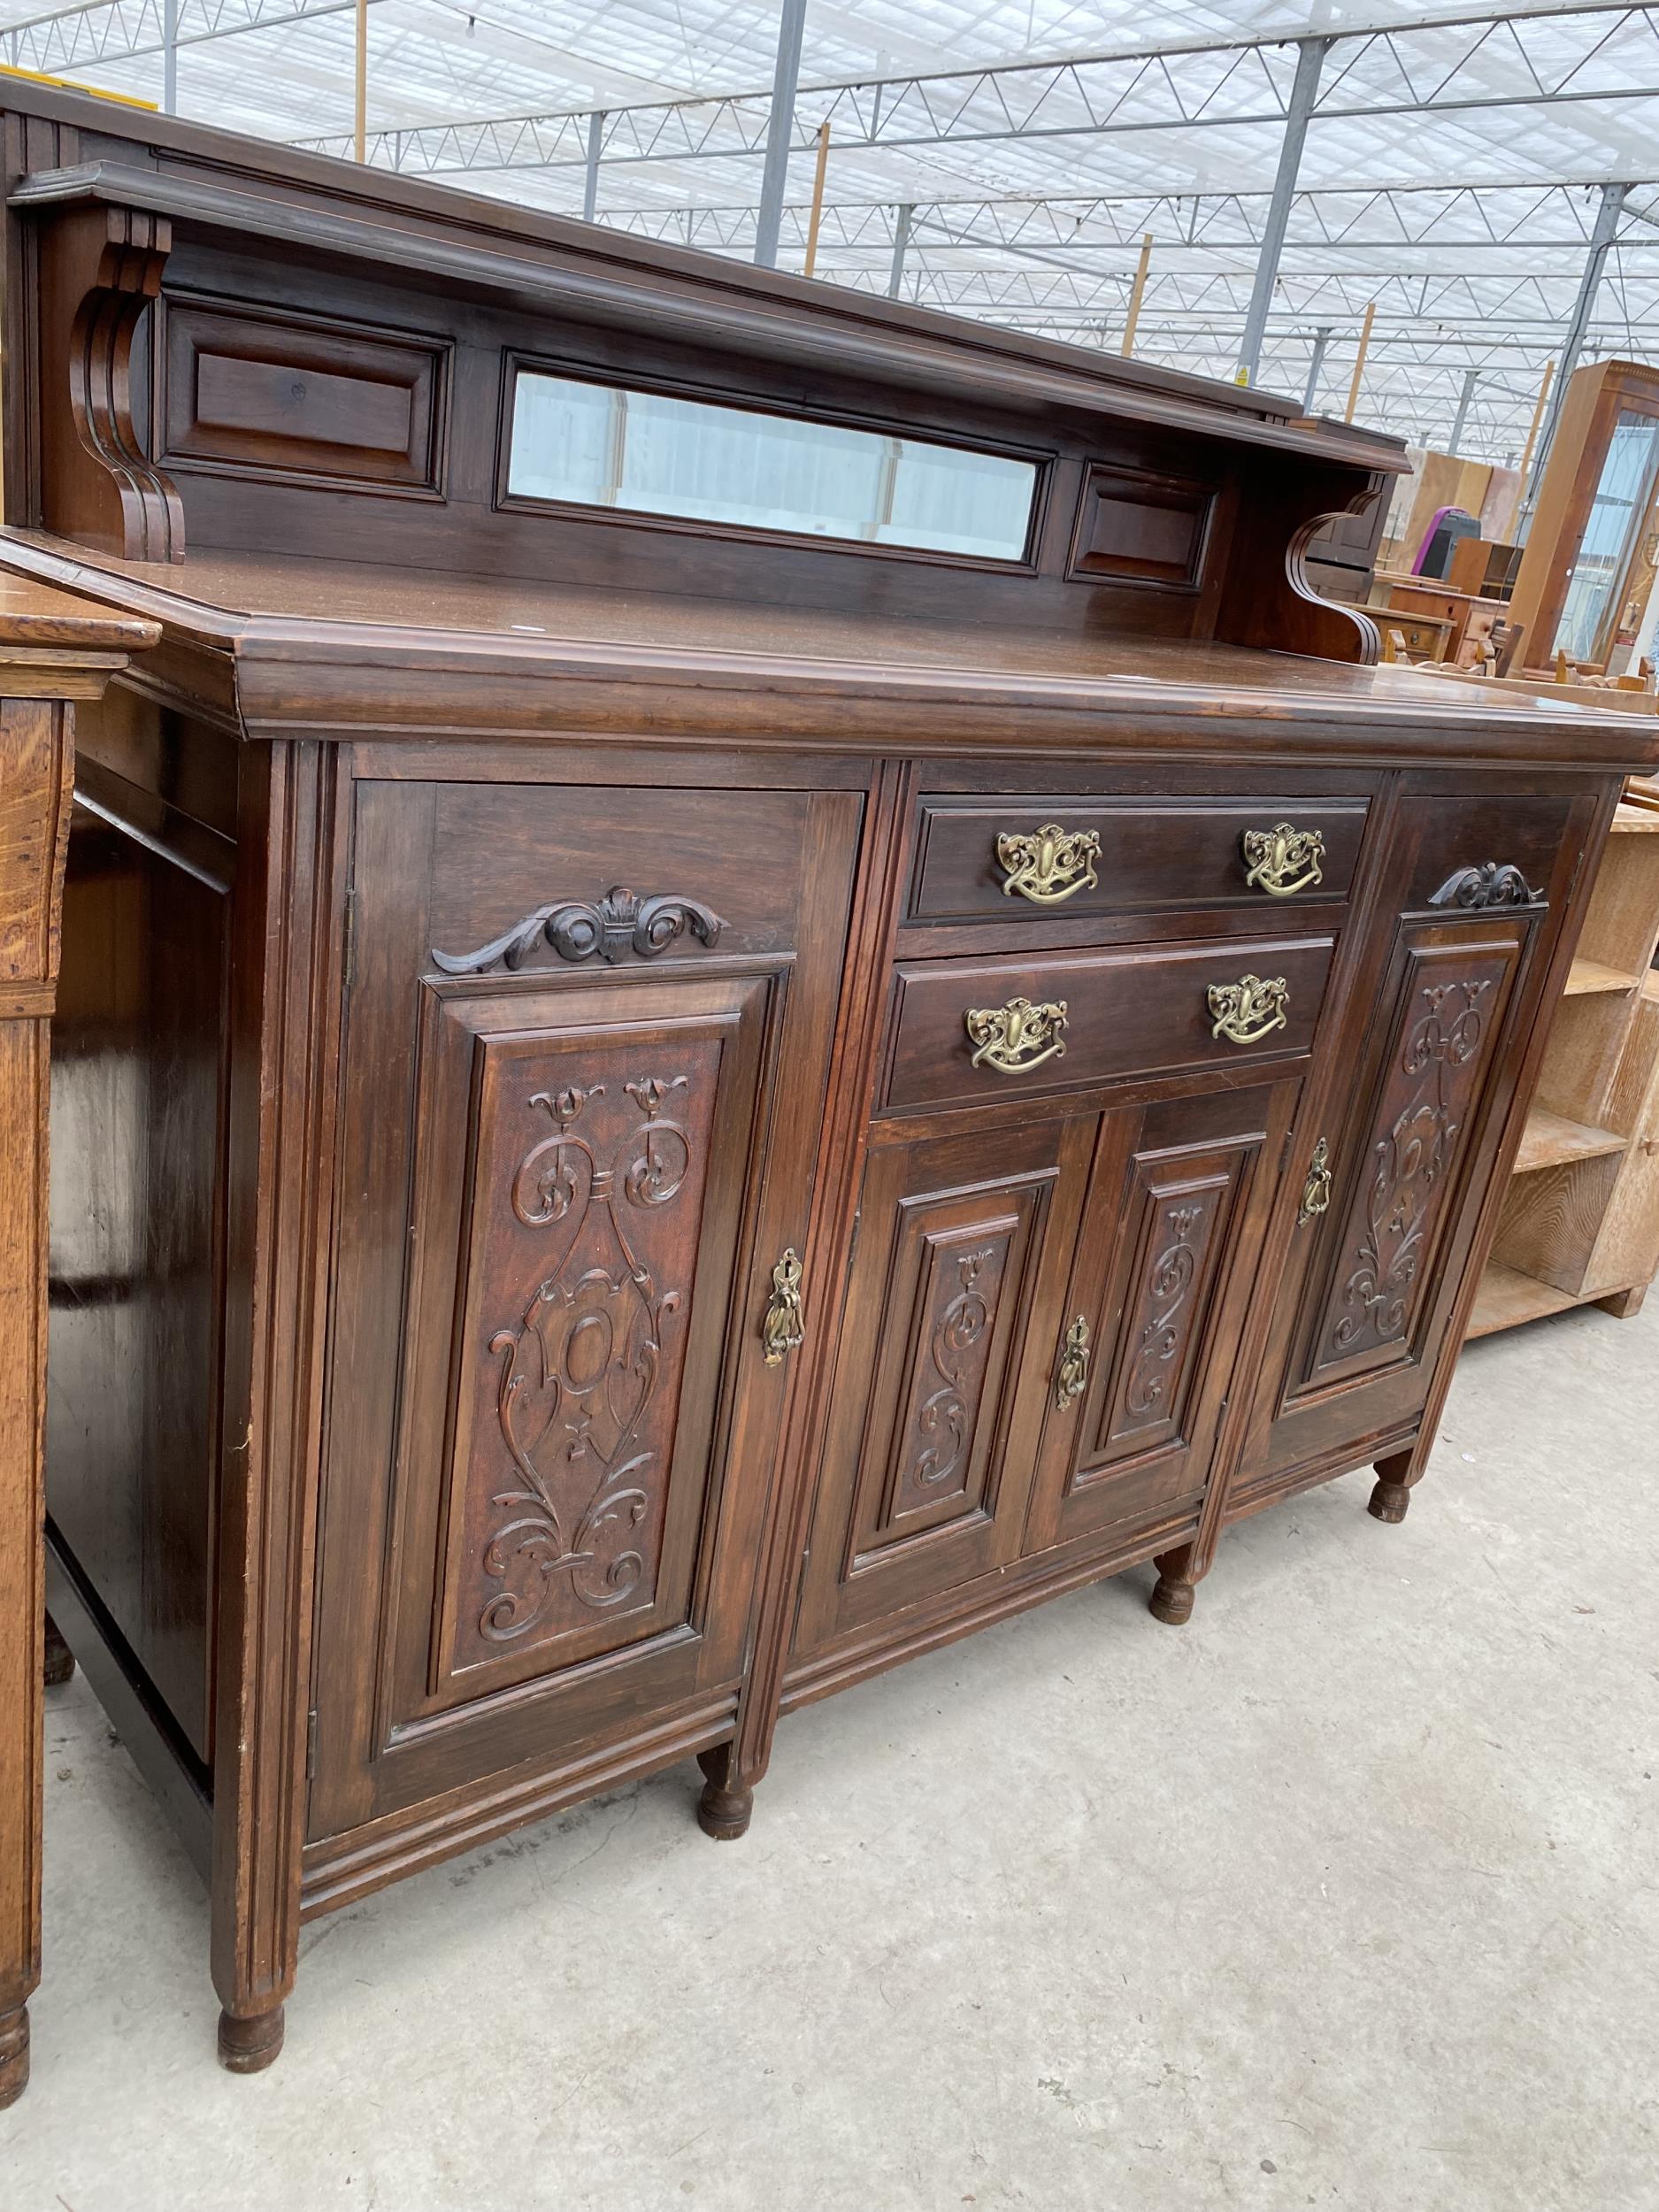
309,779,860,1841
1025,1081,1297,1554
792,1113,1094,1656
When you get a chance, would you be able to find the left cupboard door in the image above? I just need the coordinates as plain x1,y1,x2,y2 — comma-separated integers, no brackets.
307,778,861,1851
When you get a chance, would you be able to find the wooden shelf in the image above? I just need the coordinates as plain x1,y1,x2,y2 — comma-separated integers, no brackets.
1512,1106,1628,1175
1467,1262,1578,1340
1563,956,1640,996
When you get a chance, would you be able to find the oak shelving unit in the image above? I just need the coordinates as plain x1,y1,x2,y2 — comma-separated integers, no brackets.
1471,801,1659,1335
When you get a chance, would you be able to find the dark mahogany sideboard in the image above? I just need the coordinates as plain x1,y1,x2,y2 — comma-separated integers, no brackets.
3,82,1655,2081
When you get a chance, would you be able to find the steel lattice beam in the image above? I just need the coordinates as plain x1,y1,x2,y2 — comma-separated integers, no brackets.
0,0,370,73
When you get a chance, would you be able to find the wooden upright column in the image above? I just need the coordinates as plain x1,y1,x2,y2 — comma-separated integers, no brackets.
0,581,154,2108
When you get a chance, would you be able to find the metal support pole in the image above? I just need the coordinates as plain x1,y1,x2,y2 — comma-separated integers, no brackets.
803,119,831,276
1447,367,1479,453
1345,300,1376,424
162,0,179,114
887,202,912,297
754,0,809,270
1302,324,1332,413
1521,180,1628,517
354,0,367,163
1237,35,1329,386
582,110,604,222
1119,233,1153,357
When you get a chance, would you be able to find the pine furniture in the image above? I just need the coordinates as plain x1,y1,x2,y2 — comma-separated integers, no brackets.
3,81,1656,2078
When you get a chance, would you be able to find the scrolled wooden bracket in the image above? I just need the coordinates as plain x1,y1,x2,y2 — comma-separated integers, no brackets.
1213,469,1389,668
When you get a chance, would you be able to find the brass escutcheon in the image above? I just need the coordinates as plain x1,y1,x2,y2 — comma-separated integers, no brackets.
995,824,1102,904
1208,972,1290,1047
761,1248,805,1366
1055,1315,1090,1410
1241,822,1325,898
1298,1136,1333,1225
964,996,1069,1074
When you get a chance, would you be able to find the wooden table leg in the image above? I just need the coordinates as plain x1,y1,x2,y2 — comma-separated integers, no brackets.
0,594,157,2107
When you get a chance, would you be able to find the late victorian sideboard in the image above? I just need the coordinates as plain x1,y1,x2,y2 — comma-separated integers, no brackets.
3,81,1655,2081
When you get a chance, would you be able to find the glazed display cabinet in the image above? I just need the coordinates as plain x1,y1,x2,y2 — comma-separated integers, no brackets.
1,79,1654,2078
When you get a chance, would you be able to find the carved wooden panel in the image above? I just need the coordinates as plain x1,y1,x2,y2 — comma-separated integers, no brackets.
1301,930,1523,1388
1025,1081,1296,1555
1067,463,1216,588
442,1028,719,1672
862,1192,1033,1552
792,1114,1094,1657
159,296,449,495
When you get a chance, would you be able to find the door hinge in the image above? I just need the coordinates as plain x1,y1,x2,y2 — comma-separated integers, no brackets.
1280,1127,1295,1175
305,1707,319,1781
342,880,357,995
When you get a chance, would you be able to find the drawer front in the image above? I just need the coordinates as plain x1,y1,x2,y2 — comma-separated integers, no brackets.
909,796,1367,924
882,933,1337,1112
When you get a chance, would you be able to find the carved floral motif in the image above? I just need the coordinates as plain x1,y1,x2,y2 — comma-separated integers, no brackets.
1329,975,1493,1358
903,1248,995,1498
1125,1202,1205,1419
433,886,725,976
479,1075,694,1642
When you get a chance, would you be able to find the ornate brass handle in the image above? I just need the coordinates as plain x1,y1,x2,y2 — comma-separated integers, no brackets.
1241,823,1325,898
964,996,1069,1075
995,824,1102,904
761,1249,805,1366
1207,973,1289,1047
1055,1315,1090,1410
1298,1136,1333,1225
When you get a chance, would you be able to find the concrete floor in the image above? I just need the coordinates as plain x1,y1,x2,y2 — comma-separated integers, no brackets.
3,1296,1655,2212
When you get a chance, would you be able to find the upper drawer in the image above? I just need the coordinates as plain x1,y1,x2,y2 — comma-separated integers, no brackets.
882,933,1336,1113
909,796,1368,925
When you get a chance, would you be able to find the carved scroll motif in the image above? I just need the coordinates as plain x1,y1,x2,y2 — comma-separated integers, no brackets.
1329,976,1493,1359
1427,863,1544,912
1124,1203,1205,1420
432,885,725,977
479,1075,694,1643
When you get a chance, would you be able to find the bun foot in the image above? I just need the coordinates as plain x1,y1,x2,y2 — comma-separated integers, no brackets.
43,1611,74,1686
0,2004,29,2108
1368,1478,1412,1524
1148,1572,1195,1625
218,2002,285,2075
695,1747,754,1841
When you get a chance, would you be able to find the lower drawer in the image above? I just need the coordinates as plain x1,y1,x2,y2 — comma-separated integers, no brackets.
880,933,1336,1111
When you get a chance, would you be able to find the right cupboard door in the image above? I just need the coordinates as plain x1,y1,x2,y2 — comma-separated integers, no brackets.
1240,785,1601,1495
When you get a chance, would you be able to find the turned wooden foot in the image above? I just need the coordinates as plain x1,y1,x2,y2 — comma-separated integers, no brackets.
218,2002,285,2074
42,1611,73,1686
1148,1546,1196,1625
695,1747,754,1841
1367,1446,1416,1525
0,2004,28,2108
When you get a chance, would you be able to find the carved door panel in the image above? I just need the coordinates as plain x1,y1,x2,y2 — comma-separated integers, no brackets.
1025,1080,1299,1555
309,778,860,1840
792,1113,1094,1656
1236,783,1599,1498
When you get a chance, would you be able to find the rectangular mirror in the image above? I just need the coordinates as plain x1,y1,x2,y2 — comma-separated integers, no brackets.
505,369,1038,562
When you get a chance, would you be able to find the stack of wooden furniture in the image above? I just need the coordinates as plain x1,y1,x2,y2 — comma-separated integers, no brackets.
1471,795,1659,1333
0,81,1655,2091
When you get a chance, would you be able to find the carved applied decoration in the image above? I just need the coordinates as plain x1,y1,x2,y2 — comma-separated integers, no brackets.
964,995,1068,1075
1124,1202,1208,1423
480,1074,695,1644
433,885,726,977
1241,822,1325,898
67,207,184,562
995,823,1102,904
891,1240,1005,1518
1427,863,1543,911
1207,972,1289,1047
1328,975,1494,1360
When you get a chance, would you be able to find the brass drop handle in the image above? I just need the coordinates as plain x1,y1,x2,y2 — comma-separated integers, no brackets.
761,1249,805,1366
1207,973,1289,1047
1241,823,1325,897
1055,1315,1090,1410
964,996,1069,1075
1298,1136,1333,1225
995,824,1102,904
